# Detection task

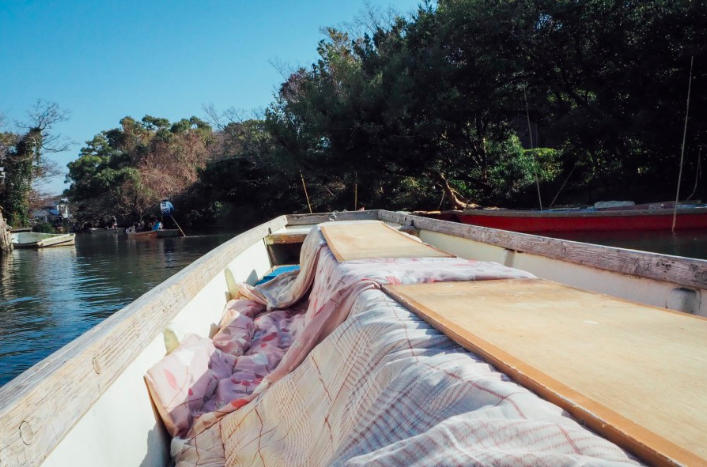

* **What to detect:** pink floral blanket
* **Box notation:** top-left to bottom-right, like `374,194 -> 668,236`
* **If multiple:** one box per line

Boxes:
145,224 -> 532,439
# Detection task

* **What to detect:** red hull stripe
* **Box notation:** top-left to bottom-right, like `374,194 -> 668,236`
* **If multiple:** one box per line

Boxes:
455,212 -> 707,232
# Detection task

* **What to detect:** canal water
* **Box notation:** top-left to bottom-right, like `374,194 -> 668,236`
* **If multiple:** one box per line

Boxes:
0,232 -> 232,387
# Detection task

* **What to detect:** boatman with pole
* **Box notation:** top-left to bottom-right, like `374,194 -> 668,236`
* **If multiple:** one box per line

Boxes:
160,199 -> 186,237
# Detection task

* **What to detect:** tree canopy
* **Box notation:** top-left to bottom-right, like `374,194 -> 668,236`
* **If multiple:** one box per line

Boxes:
56,0 -> 707,230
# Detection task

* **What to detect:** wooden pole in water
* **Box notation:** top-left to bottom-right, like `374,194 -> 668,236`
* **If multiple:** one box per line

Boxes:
300,171 -> 313,214
171,216 -> 187,237
672,56 -> 694,232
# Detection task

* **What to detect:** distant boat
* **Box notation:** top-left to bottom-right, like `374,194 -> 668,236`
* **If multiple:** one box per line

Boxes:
155,229 -> 180,238
11,231 -> 76,248
124,228 -> 180,238
86,227 -> 118,234
124,226 -> 157,237
426,202 -> 707,232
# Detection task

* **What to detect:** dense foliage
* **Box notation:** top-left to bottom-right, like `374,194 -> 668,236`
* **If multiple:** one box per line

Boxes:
59,0 -> 707,229
65,115 -> 215,225
0,101 -> 67,227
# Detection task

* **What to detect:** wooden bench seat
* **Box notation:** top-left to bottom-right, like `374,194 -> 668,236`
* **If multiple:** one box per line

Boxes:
320,221 -> 453,262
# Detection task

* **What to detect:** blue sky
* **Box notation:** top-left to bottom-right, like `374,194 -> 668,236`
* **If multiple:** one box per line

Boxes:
1,0 -> 421,195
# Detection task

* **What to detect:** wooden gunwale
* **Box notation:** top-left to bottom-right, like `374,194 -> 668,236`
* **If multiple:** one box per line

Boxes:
285,210 -> 379,225
0,215 -> 287,467
379,210 -> 707,291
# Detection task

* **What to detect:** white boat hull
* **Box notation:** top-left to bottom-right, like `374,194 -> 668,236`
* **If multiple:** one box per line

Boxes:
11,232 -> 75,248
0,210 -> 704,467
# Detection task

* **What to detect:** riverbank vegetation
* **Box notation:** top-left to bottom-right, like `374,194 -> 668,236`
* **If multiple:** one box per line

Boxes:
59,0 -> 707,229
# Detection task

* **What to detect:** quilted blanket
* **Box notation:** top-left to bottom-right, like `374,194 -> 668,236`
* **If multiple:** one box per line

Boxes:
148,224 -> 638,466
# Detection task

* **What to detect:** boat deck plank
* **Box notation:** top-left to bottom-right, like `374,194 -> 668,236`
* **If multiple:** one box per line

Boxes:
383,279 -> 707,467
265,232 -> 308,245
320,221 -> 453,262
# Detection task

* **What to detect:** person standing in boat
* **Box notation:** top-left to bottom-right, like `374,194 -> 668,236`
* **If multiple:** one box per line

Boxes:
160,199 -> 175,229
161,199 -> 175,217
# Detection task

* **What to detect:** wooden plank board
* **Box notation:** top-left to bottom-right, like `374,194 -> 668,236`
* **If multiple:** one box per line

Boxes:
320,221 -> 454,262
383,279 -> 707,467
265,232 -> 308,245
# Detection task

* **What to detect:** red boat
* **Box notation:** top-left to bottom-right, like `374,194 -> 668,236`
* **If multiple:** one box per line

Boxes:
432,203 -> 707,232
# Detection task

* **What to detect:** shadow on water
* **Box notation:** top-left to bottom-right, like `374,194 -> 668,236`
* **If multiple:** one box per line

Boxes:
0,232 -> 233,386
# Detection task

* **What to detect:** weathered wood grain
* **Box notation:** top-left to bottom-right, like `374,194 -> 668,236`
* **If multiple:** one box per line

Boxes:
320,222 -> 453,262
265,233 -> 308,245
379,211 -> 707,290
285,210 -> 379,225
0,216 -> 287,467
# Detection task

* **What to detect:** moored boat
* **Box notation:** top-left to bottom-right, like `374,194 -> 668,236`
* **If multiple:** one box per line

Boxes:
155,228 -> 180,238
1,210 -> 705,467
452,203 -> 707,232
124,228 -> 157,237
11,231 -> 76,248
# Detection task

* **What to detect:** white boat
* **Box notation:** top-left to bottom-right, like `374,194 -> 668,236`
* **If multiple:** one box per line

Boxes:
0,210 -> 705,467
10,231 -> 76,248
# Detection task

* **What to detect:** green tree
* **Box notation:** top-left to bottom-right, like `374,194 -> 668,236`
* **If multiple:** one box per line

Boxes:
0,101 -> 70,226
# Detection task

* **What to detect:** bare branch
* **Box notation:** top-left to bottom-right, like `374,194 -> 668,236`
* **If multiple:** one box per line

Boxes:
13,100 -> 74,154
202,103 -> 224,130
269,57 -> 299,81
19,99 -> 70,131
222,107 -> 249,124
202,104 -> 254,130
340,1 -> 402,37
33,157 -> 62,181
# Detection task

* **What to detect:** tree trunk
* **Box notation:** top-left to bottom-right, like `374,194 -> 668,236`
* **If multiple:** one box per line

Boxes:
435,171 -> 480,210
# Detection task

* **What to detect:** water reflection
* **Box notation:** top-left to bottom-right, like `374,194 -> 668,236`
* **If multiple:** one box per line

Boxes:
0,232 -> 232,386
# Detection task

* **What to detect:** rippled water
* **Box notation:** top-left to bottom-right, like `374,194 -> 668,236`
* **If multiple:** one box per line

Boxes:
0,231 -> 232,386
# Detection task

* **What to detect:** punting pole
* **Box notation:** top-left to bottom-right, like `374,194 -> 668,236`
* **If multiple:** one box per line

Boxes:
300,171 -> 313,214
672,56 -> 694,232
171,216 -> 187,237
